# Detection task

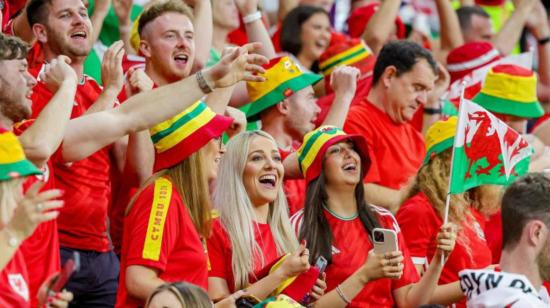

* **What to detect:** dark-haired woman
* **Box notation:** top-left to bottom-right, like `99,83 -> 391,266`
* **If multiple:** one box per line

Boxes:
290,125 -> 458,307
280,5 -> 332,72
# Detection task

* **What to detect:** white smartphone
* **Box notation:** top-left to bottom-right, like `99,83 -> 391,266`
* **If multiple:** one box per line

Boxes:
372,228 -> 398,255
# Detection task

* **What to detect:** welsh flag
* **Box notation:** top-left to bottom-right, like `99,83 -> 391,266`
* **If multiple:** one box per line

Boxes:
449,98 -> 533,194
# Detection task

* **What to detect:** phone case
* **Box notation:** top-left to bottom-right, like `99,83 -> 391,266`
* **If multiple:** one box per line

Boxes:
372,228 -> 398,255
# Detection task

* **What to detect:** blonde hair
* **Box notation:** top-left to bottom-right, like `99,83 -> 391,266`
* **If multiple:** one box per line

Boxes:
127,147 -> 212,238
0,178 -> 24,228
213,131 -> 298,290
145,282 -> 212,308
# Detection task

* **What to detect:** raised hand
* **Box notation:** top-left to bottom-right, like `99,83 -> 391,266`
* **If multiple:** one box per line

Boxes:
125,67 -> 154,97
427,62 -> 450,108
224,106 -> 247,138
277,241 -> 311,279
234,0 -> 259,16
434,223 -> 457,262
37,272 -> 74,308
5,181 -> 64,243
41,56 -> 77,92
330,66 -> 360,98
204,42 -> 268,89
112,0 -> 133,25
360,250 -> 404,282
101,40 -> 125,93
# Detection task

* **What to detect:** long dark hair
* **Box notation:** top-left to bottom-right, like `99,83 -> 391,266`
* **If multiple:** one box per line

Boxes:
299,162 -> 380,264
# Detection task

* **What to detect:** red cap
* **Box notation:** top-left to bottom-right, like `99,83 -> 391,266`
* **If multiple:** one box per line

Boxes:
347,2 -> 406,40
446,41 -> 501,83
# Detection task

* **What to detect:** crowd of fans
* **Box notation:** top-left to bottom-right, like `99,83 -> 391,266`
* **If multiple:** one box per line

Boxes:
1,0 -> 550,307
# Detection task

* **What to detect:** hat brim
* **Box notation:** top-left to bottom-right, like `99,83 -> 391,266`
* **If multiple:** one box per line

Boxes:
423,137 -> 454,165
305,134 -> 371,183
153,114 -> 234,172
243,73 -> 323,121
472,92 -> 544,118
0,159 -> 42,181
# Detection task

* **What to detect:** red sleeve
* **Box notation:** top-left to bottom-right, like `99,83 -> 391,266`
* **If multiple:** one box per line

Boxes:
343,107 -> 381,184
206,219 -> 231,281
125,183 -> 179,272
395,195 -> 438,265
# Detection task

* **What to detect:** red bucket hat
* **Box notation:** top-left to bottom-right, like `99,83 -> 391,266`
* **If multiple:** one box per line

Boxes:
347,2 -> 406,40
446,41 -> 501,83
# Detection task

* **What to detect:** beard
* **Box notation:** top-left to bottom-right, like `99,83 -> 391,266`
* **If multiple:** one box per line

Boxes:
47,28 -> 91,58
0,79 -> 31,123
536,236 -> 550,281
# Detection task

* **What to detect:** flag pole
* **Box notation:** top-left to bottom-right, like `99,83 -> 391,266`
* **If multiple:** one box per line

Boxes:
440,81 -> 467,266
443,81 -> 467,224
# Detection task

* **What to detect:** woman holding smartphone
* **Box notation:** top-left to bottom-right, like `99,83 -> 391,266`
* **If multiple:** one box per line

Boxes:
290,125 -> 459,307
396,117 -> 494,307
207,131 -> 325,302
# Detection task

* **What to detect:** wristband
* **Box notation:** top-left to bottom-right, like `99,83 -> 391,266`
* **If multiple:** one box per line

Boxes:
336,285 -> 351,304
424,106 -> 442,115
538,36 -> 550,46
196,70 -> 213,94
243,11 -> 262,24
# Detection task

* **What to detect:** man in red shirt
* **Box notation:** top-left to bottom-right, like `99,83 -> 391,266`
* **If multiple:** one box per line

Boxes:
344,41 -> 438,212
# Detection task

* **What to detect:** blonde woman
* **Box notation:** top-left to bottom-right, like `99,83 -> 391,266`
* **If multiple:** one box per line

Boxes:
396,117 -> 494,308
207,131 -> 320,302
117,102 -> 233,307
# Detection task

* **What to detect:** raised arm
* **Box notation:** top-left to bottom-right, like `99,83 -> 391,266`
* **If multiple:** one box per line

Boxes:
236,0 -> 276,59
61,43 -> 268,162
492,0 -> 536,55
89,0 -> 111,45
187,0 -> 213,71
322,66 -> 360,128
434,0 -> 463,62
19,56 -> 77,168
361,0 -> 401,55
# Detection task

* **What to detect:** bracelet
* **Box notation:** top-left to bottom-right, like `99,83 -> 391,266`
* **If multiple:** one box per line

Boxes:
196,70 -> 213,94
538,36 -> 550,46
424,106 -> 442,115
4,227 -> 19,248
335,285 -> 351,305
243,11 -> 262,24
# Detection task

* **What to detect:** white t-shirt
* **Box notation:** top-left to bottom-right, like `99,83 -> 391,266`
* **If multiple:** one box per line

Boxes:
459,269 -> 550,308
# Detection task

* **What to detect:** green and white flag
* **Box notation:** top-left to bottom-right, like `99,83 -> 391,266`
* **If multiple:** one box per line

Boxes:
449,98 -> 533,194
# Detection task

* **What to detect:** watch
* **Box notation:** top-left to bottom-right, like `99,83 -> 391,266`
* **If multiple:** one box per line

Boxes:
424,107 -> 442,115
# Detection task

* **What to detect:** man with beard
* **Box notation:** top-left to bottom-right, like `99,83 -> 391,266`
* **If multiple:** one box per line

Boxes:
459,173 -> 550,307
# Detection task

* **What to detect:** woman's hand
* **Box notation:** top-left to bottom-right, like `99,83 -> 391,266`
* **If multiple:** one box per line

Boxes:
308,272 -> 327,302
5,181 -> 63,242
276,242 -> 311,279
359,250 -> 404,283
434,223 -> 457,263
37,273 -> 74,308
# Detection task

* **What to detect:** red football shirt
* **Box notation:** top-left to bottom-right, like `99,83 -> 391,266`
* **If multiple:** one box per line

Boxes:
344,100 -> 425,189
484,211 -> 503,263
116,176 -> 208,308
0,250 -> 30,308
207,218 -> 280,293
397,192 -> 493,307
291,205 -> 419,307
13,120 -> 61,308
30,68 -> 113,252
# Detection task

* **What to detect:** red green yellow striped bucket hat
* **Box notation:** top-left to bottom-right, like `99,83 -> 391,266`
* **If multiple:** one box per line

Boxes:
150,101 -> 233,172
297,125 -> 370,183
0,128 -> 41,181
241,56 -> 322,120
424,117 -> 457,164
319,38 -> 375,77
472,64 -> 544,118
